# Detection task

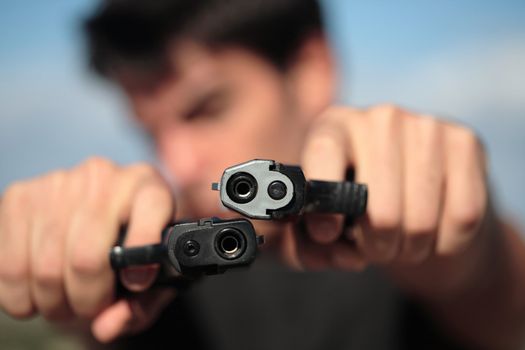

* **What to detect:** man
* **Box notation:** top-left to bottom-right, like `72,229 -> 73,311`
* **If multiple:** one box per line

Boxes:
1,0 -> 524,349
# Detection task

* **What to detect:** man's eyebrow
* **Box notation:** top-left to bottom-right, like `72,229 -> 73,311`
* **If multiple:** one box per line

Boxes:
181,84 -> 230,118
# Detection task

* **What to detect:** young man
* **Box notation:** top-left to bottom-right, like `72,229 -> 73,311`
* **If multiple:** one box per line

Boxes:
1,0 -> 524,349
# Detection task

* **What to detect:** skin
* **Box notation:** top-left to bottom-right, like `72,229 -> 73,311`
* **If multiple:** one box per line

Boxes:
1,37 -> 525,348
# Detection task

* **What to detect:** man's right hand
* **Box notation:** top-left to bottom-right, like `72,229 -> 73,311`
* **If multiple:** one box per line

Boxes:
0,157 -> 176,342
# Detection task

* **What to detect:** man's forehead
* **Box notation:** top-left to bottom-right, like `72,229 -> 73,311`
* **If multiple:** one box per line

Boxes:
168,41 -> 267,85
125,41 -> 269,97
116,42 -> 220,97
170,41 -> 216,75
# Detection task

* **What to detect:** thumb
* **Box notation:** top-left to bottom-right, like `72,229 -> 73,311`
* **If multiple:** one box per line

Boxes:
301,118 -> 349,244
92,289 -> 175,343
119,176 -> 175,292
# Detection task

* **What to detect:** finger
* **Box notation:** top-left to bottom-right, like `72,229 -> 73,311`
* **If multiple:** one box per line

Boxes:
296,237 -> 333,270
301,115 -> 348,244
91,289 -> 175,343
278,224 -> 303,270
65,204 -> 119,318
398,116 -> 443,263
30,172 -> 75,320
353,106 -> 403,263
120,176 -> 175,292
64,161 -> 168,318
0,183 -> 35,318
437,125 -> 487,255
331,227 -> 367,271
91,298 -> 132,344
64,159 -> 122,318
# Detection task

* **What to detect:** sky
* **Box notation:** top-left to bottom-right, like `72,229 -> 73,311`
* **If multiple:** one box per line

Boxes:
1,0 -> 524,226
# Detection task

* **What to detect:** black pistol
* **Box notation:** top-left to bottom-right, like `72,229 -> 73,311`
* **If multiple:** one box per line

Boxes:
212,159 -> 368,222
110,217 -> 264,286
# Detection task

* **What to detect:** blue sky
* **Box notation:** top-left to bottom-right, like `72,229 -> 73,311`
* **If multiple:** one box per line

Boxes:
1,0 -> 524,225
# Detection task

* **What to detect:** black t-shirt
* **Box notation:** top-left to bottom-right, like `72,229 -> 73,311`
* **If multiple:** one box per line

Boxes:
113,253 -> 473,350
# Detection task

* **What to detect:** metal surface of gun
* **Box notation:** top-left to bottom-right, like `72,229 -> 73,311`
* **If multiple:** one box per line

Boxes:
212,159 -> 368,221
110,218 -> 264,285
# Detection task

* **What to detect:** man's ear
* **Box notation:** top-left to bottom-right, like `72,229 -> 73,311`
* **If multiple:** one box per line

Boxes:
286,34 -> 337,121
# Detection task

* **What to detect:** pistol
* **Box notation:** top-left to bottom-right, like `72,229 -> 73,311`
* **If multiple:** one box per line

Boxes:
110,217 -> 264,286
212,159 -> 368,222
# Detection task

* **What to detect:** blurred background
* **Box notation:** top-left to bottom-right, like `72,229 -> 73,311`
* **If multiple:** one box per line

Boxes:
1,0 -> 524,348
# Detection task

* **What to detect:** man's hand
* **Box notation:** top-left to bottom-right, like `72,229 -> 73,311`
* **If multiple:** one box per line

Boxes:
281,105 -> 490,296
0,157 -> 176,342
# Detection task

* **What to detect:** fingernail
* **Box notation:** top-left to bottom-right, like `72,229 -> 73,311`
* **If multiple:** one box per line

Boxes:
333,250 -> 367,271
344,228 -> 355,241
308,217 -> 339,243
121,266 -> 157,291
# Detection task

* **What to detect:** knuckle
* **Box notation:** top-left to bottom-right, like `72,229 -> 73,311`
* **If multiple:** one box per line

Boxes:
80,158 -> 118,200
36,171 -> 70,203
418,115 -> 441,137
82,157 -> 116,178
33,259 -> 63,288
70,246 -> 107,277
371,104 -> 403,120
130,162 -> 157,175
306,132 -> 344,155
0,264 -> 29,284
405,213 -> 438,237
125,163 -> 161,183
131,184 -> 174,224
47,170 -> 68,189
84,156 -> 114,168
2,181 -> 29,209
459,128 -> 479,148
302,129 -> 347,180
2,303 -> 34,320
369,206 -> 402,232
368,104 -> 404,133
449,204 -> 485,233
404,224 -> 435,240
142,181 -> 172,204
320,105 -> 353,121
405,225 -> 436,239
452,126 -> 481,154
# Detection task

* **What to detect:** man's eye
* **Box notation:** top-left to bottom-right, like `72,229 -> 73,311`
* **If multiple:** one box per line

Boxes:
184,95 -> 228,122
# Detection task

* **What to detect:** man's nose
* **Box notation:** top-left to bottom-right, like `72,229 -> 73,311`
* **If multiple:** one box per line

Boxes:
157,130 -> 203,189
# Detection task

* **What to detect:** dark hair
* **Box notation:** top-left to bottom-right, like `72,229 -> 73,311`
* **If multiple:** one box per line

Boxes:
84,0 -> 323,82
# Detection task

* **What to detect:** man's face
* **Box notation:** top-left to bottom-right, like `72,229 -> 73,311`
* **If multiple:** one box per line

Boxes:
122,42 -> 332,220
